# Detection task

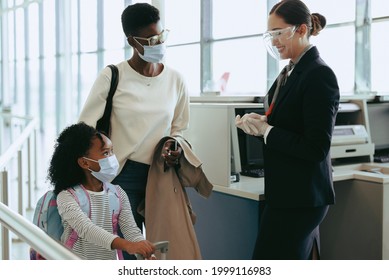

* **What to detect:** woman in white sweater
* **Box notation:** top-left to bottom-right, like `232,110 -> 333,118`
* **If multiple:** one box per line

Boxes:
78,3 -> 189,259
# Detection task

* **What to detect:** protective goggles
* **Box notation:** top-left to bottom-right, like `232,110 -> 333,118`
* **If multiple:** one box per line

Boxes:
131,29 -> 170,46
263,26 -> 298,60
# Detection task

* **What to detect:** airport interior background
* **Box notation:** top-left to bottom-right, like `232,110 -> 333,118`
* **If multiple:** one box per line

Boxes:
1,0 -> 389,260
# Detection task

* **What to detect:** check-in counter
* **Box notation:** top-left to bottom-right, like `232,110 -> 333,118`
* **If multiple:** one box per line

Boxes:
185,95 -> 389,260
321,163 -> 389,260
188,163 -> 389,260
187,176 -> 263,260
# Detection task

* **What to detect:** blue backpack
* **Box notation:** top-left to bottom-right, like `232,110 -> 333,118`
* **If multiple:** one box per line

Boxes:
30,183 -> 123,260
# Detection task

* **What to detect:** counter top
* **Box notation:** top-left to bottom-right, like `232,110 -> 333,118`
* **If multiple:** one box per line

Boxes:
213,176 -> 265,201
212,162 -> 389,201
333,163 -> 389,184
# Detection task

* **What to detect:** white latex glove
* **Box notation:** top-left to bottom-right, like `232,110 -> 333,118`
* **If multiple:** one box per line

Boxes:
246,116 -> 270,136
235,113 -> 267,135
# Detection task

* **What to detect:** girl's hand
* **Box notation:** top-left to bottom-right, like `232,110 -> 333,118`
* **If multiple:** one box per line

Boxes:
126,240 -> 156,259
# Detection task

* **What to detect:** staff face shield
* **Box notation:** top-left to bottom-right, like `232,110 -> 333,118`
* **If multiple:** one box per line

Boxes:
263,26 -> 298,60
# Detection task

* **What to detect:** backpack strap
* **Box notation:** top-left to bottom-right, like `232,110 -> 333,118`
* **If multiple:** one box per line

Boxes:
64,185 -> 91,249
104,182 -> 123,259
104,183 -> 121,232
35,191 -> 51,229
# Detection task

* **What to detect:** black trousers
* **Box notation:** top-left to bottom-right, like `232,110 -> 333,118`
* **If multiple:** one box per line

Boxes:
111,160 -> 150,260
252,204 -> 329,260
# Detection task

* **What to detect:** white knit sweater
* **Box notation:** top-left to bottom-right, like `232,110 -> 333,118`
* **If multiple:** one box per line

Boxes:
79,60 -> 190,173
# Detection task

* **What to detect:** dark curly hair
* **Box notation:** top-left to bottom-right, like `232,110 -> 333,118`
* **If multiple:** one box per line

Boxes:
47,122 -> 105,195
121,3 -> 160,37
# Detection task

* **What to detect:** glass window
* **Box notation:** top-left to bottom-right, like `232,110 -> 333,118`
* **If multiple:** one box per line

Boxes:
28,3 -> 39,59
165,0 -> 200,45
165,45 -> 200,95
70,0 -> 79,53
371,0 -> 389,18
303,0 -> 355,24
15,8 -> 25,60
14,60 -> 25,113
71,54 -> 79,111
310,25 -> 355,93
8,62 -> 15,103
43,88 -> 58,138
7,0 -> 14,8
103,1 -> 125,50
2,0 -> 388,146
371,21 -> 389,93
133,0 -> 152,4
28,58 -> 40,117
79,54 -> 98,107
79,0 -> 97,53
43,0 -> 56,57
7,11 -> 15,61
213,37 -> 267,95
44,57 -> 57,120
104,49 -> 126,66
213,0 -> 266,39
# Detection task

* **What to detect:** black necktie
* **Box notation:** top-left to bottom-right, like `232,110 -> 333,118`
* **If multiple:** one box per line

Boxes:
265,60 -> 295,117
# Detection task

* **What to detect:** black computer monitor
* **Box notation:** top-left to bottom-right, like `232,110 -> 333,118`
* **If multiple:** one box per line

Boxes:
367,102 -> 389,151
234,108 -> 265,171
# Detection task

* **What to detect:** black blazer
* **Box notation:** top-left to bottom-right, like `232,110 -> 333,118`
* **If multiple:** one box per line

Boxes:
264,46 -> 340,208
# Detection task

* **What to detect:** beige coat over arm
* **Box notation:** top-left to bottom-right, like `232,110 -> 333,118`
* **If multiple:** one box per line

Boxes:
144,136 -> 213,260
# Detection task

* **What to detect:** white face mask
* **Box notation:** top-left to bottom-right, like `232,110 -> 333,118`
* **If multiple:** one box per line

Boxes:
83,154 -> 119,182
137,43 -> 166,63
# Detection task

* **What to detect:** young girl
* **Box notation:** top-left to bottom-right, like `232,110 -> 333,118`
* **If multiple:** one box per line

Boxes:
47,122 -> 155,260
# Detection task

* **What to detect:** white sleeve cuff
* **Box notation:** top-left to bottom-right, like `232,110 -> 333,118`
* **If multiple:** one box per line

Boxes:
263,125 -> 273,144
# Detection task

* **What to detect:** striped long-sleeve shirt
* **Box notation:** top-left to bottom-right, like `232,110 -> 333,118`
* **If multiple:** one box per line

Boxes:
57,184 -> 144,260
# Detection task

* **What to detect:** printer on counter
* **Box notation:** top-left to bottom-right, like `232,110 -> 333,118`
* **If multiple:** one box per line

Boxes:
331,125 -> 369,146
330,100 -> 375,164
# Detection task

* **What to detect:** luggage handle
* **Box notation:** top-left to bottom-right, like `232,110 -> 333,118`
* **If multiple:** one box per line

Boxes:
136,240 -> 169,260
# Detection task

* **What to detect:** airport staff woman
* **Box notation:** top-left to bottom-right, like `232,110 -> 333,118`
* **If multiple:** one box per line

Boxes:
236,0 -> 340,260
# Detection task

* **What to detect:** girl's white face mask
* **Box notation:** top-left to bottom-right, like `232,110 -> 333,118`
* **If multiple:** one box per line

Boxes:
83,154 -> 119,182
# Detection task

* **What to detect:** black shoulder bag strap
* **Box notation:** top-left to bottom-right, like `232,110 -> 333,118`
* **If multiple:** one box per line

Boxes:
96,64 -> 119,137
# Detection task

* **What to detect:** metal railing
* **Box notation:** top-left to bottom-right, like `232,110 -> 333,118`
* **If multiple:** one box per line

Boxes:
0,113 -> 81,260
1,113 -> 38,259
1,113 -> 38,204
0,202 -> 81,260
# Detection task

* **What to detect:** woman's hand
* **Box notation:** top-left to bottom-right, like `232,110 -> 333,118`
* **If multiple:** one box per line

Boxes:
235,113 -> 268,135
162,139 -> 182,167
